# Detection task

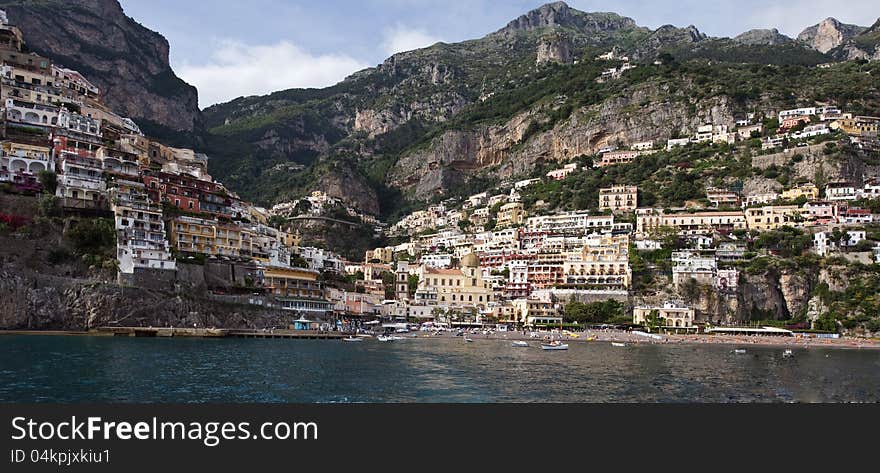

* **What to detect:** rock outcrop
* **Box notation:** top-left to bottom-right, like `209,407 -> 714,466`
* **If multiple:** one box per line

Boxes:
496,2 -> 637,35
536,34 -> 574,64
0,0 -> 202,132
830,19 -> 880,61
390,80 -> 739,199
733,28 -> 793,46
798,17 -> 867,53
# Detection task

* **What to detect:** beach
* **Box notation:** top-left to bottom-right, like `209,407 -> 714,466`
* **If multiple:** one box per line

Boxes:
422,328 -> 880,350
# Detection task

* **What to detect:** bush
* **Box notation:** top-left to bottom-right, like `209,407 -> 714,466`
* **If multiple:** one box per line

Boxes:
47,248 -> 72,265
66,218 -> 115,255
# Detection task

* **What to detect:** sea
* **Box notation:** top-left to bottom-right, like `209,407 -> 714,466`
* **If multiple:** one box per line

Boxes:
1,335 -> 878,402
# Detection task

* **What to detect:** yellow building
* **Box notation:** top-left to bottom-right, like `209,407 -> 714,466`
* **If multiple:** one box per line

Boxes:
561,234 -> 631,290
780,183 -> 819,201
831,116 -> 879,137
599,185 -> 638,212
260,265 -> 331,316
496,202 -> 525,228
513,296 -> 561,327
365,246 -> 394,263
416,253 -> 493,308
169,215 -> 254,257
636,209 -> 746,236
1,141 -> 51,175
633,302 -> 696,331
745,205 -> 806,231
261,265 -> 323,299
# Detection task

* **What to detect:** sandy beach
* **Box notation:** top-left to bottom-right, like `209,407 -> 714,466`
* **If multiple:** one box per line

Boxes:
422,328 -> 880,350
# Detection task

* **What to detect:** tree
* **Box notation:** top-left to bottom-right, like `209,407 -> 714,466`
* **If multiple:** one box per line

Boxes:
38,170 -> 57,195
814,314 -> 838,332
407,274 -> 420,297
380,271 -> 396,299
36,193 -> 60,218
645,309 -> 666,333
681,278 -> 702,303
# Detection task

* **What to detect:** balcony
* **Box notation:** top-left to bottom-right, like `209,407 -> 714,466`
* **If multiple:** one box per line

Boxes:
61,175 -> 105,191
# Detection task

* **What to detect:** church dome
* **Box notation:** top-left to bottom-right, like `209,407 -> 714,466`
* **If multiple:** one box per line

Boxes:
461,253 -> 480,267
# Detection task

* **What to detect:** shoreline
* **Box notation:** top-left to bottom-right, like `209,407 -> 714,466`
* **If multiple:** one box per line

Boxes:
2,328 -> 879,350
419,329 -> 880,350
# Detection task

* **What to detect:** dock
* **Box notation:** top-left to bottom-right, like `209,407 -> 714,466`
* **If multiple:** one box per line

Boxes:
93,327 -> 345,340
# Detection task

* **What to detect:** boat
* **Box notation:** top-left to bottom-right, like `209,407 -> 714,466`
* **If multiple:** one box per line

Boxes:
783,349 -> 793,358
464,337 -> 474,343
611,342 -> 626,347
343,336 -> 364,342
733,349 -> 746,354
511,341 -> 529,347
377,335 -> 394,342
541,340 -> 569,351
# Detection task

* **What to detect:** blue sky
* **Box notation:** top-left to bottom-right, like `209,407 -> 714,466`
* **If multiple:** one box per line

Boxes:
118,0 -> 880,108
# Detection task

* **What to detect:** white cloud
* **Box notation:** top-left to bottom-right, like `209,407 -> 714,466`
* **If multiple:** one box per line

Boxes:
178,40 -> 369,108
381,24 -> 444,56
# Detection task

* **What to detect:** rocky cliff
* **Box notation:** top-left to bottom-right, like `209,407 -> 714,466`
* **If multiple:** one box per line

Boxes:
830,19 -> 880,61
798,17 -> 867,53
733,29 -> 793,46
0,0 -> 202,133
0,270 -> 289,330
202,2 -> 878,218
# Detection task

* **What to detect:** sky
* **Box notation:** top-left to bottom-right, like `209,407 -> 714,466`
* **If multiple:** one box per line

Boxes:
118,0 -> 880,109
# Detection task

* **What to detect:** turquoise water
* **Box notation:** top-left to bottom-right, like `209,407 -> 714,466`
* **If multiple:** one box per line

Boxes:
1,335 -> 878,402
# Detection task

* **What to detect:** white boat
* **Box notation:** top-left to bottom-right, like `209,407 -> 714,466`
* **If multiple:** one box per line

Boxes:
343,336 -> 364,342
511,341 -> 529,347
390,335 -> 407,341
734,349 -> 746,354
611,342 -> 626,347
783,349 -> 793,358
377,335 -> 394,342
464,337 -> 474,342
541,341 -> 569,351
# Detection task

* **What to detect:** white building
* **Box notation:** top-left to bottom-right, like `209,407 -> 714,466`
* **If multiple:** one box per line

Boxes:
814,230 -> 866,256
110,181 -> 175,274
778,107 -> 816,122
526,211 -> 614,234
420,253 -> 453,269
824,182 -> 858,201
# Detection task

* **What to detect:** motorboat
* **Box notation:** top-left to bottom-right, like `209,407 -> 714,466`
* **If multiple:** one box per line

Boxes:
733,349 -> 746,354
343,336 -> 364,342
511,341 -> 529,347
377,335 -> 394,342
541,341 -> 569,351
611,342 -> 626,347
783,349 -> 794,358
464,337 -> 474,343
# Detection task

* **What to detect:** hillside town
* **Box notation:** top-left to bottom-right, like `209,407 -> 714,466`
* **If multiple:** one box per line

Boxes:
2,12 -> 879,336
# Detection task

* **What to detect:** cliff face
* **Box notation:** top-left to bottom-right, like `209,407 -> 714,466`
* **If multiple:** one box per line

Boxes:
0,0 -> 201,132
0,270 -> 290,330
798,17 -> 867,53
389,80 -> 739,199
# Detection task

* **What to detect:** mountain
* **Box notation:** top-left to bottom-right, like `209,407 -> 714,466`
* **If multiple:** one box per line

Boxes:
0,0 -> 202,136
798,17 -> 867,53
198,3 -> 719,213
830,18 -> 880,61
198,2 -> 875,222
733,28 -> 793,46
